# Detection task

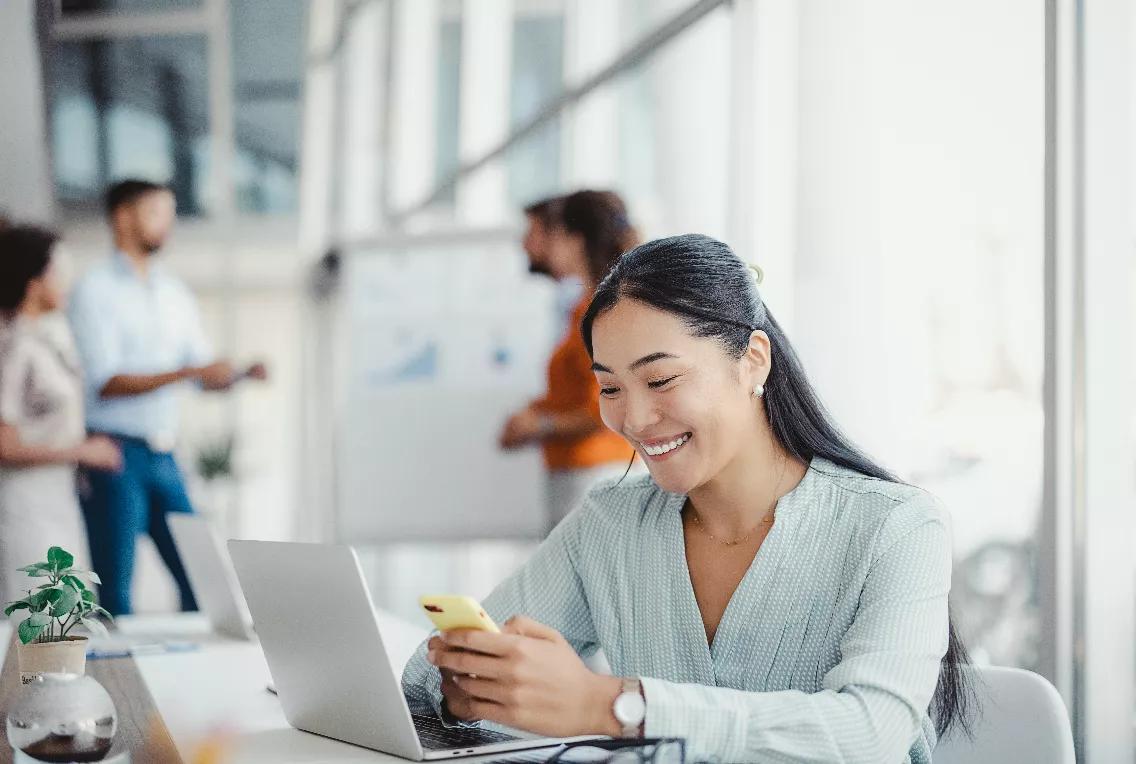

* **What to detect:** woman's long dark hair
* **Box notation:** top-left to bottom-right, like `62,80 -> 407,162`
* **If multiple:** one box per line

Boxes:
581,233 -> 972,738
0,225 -> 57,313
558,190 -> 640,285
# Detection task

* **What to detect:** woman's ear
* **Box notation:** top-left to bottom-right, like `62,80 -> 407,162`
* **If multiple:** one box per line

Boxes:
743,330 -> 772,387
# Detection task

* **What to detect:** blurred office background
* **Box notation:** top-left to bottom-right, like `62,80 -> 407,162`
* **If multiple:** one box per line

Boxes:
0,0 -> 1132,759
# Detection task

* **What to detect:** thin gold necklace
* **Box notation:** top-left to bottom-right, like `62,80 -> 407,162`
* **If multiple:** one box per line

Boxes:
690,454 -> 788,547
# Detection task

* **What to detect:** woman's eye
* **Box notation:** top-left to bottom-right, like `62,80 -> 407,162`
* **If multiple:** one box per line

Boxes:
600,387 -> 620,397
648,375 -> 678,389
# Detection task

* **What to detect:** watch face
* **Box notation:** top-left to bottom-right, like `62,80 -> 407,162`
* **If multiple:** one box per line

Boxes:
613,692 -> 646,726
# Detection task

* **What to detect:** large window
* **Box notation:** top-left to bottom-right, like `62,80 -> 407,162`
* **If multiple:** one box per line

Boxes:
434,10 -> 462,207
46,0 -> 305,218
51,36 -> 211,215
230,0 -> 305,214
507,11 -> 564,206
61,0 -> 199,12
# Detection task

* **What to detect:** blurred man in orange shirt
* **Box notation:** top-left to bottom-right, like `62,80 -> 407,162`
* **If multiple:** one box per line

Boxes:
520,196 -> 563,278
500,191 -> 638,529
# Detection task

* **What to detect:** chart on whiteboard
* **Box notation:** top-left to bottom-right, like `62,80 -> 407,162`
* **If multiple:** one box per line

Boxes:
337,238 -> 559,542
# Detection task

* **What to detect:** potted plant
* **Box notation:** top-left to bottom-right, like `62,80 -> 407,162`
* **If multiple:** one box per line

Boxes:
3,546 -> 112,684
195,433 -> 238,538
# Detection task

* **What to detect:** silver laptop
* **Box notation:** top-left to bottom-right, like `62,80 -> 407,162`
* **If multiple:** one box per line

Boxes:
169,514 -> 256,640
228,540 -> 582,760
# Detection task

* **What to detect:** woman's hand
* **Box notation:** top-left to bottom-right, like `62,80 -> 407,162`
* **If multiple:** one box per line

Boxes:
428,616 -> 622,738
498,409 -> 544,450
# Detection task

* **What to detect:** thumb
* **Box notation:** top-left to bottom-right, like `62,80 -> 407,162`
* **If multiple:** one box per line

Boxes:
502,615 -> 561,642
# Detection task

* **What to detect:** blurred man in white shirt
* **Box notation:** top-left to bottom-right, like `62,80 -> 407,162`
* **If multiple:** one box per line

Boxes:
69,179 -> 266,615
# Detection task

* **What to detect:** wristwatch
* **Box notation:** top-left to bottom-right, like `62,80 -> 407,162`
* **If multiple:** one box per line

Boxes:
612,678 -> 646,738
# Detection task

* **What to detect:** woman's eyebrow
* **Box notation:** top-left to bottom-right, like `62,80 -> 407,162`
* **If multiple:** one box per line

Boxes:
591,352 -> 679,374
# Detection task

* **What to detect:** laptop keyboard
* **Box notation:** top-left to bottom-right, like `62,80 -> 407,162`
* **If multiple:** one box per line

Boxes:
412,713 -> 520,751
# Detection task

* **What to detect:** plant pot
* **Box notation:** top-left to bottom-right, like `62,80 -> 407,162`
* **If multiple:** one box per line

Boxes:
16,637 -> 88,685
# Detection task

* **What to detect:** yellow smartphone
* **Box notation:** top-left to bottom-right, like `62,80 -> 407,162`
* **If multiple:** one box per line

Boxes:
419,594 -> 500,633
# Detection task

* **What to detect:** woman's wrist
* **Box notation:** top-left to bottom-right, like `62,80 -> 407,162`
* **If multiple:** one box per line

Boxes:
585,675 -> 628,737
67,444 -> 85,464
535,413 -> 556,440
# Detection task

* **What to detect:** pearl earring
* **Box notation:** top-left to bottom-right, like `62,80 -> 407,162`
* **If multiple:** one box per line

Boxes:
752,383 -> 765,398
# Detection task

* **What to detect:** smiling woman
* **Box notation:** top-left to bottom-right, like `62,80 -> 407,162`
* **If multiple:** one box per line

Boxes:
403,234 -> 972,763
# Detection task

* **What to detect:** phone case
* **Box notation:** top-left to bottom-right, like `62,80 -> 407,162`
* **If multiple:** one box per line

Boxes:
419,594 -> 501,633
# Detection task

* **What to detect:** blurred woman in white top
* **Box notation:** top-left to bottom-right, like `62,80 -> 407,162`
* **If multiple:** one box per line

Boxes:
0,226 -> 121,603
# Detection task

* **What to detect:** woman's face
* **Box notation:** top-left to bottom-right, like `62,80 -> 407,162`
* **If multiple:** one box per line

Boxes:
25,247 -> 72,314
590,298 -> 770,495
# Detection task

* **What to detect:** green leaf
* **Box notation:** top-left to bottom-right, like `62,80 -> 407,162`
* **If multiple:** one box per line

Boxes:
18,619 -> 47,645
78,617 -> 109,638
47,547 -> 74,571
26,590 -> 51,612
53,586 -> 80,617
27,588 -> 65,614
61,575 -> 87,591
35,588 -> 62,605
28,612 -> 51,627
3,601 -> 30,616
21,563 -> 52,577
85,570 -> 102,586
80,589 -> 95,603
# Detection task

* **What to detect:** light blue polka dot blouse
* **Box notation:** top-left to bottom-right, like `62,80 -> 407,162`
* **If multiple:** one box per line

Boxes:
402,457 -> 952,763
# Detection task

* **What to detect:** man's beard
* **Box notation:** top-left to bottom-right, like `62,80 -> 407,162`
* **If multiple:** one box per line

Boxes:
140,237 -> 164,255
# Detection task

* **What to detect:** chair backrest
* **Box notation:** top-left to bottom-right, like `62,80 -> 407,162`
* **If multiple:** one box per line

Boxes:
934,665 -> 1075,764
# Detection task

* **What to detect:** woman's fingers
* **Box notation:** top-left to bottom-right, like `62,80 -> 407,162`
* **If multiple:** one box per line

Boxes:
457,697 -> 513,728
429,645 -> 511,679
440,672 -> 479,720
442,678 -> 507,724
502,615 -> 561,642
441,628 -> 518,657
451,674 -> 516,705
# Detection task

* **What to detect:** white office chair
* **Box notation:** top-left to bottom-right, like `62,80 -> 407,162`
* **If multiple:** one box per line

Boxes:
934,665 -> 1075,764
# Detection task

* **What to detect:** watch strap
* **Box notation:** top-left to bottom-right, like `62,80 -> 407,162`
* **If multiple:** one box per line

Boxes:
619,677 -> 644,738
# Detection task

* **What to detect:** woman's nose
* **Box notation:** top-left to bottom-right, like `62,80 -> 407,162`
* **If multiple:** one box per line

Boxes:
622,390 -> 661,435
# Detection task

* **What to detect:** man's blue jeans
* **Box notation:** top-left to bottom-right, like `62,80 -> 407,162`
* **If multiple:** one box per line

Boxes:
80,435 -> 199,616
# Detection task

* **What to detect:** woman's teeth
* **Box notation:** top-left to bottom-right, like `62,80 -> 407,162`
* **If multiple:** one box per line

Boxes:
642,433 -> 691,457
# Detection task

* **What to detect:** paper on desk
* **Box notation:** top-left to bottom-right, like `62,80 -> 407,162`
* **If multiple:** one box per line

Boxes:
86,635 -> 200,659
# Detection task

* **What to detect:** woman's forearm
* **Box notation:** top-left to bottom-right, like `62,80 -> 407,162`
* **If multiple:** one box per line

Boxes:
537,408 -> 602,441
0,426 -> 79,468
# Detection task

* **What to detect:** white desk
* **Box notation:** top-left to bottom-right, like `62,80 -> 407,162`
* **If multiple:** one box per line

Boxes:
114,612 -> 545,763
2,612 -> 573,762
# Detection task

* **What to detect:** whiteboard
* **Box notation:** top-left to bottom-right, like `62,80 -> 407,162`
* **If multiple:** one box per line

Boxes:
335,236 -> 558,542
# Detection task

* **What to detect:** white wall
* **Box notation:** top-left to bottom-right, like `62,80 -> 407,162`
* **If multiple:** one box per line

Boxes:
0,0 -> 53,222
791,0 -> 1043,482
